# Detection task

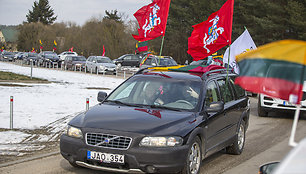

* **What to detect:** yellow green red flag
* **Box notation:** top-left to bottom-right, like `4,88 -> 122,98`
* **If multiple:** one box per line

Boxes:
235,40 -> 306,104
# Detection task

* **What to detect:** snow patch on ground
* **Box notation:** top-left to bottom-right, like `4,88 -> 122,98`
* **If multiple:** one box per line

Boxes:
0,62 -> 125,156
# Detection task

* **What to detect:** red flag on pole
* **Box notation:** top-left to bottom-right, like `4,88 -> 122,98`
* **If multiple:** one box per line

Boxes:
102,45 -> 105,56
187,0 -> 234,61
132,0 -> 171,42
69,47 -> 74,52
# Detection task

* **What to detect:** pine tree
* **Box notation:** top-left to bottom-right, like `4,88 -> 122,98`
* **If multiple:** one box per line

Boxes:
104,10 -> 122,23
26,0 -> 57,25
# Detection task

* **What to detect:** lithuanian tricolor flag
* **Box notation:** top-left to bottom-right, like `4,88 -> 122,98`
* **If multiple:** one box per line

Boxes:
235,40 -> 306,104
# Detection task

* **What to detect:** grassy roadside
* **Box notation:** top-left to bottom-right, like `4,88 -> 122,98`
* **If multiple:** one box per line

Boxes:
0,71 -> 48,82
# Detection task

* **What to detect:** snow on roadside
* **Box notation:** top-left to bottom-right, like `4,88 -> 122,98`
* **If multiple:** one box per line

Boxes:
0,62 -> 125,156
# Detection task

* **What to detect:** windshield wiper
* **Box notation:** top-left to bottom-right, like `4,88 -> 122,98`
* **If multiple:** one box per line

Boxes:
104,100 -> 144,107
149,105 -> 182,112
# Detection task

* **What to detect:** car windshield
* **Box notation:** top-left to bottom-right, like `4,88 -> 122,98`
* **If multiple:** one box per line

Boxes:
72,56 -> 86,61
28,53 -> 37,57
97,58 -> 112,63
45,52 -> 57,55
157,58 -> 178,66
45,54 -> 57,58
106,75 -> 201,110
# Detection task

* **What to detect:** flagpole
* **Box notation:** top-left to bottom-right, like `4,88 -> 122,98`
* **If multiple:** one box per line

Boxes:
226,43 -> 231,83
159,35 -> 165,56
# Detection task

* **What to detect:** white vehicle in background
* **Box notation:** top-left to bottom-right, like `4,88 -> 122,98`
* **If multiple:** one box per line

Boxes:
86,56 -> 116,75
58,51 -> 78,61
257,83 -> 306,117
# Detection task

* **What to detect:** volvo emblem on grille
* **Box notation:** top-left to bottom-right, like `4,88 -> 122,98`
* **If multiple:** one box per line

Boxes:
95,136 -> 120,146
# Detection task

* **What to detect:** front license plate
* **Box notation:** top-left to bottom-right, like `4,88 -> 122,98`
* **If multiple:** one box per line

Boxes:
87,151 -> 124,163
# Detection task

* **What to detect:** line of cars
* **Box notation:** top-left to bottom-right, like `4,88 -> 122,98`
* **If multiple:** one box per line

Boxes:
1,51 -> 180,74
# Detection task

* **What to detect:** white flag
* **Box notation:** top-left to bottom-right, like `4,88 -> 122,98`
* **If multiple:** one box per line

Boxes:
223,29 -> 256,74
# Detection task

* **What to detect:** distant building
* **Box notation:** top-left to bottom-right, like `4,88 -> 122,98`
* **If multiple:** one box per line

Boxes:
0,28 -> 19,51
0,30 -> 5,42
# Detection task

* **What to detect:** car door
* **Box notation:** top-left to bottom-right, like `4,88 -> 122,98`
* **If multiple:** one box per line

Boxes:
123,55 -> 132,66
131,55 -> 140,67
216,77 -> 239,139
86,57 -> 93,71
203,80 -> 229,150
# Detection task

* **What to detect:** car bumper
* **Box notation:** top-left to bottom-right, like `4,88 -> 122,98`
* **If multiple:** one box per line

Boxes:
260,95 -> 306,112
60,134 -> 189,173
98,68 -> 116,73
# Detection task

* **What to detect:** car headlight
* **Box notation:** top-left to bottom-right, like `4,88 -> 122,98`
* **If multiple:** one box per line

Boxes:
139,136 -> 183,147
66,125 -> 83,138
100,65 -> 105,69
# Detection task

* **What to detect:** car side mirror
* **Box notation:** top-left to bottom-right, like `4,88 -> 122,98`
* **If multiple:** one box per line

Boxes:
205,101 -> 224,113
259,162 -> 279,174
97,91 -> 107,102
93,61 -> 96,63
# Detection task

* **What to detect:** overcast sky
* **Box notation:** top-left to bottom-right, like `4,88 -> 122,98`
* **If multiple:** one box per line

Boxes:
0,0 -> 152,26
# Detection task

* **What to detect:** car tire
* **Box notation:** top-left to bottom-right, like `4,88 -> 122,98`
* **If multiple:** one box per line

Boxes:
180,136 -> 202,174
258,95 -> 268,117
226,120 -> 246,155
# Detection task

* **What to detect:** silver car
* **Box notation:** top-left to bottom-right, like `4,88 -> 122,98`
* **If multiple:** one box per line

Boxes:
86,56 -> 116,74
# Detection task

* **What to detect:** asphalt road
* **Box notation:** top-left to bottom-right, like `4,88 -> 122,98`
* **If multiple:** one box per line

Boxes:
1,97 -> 306,174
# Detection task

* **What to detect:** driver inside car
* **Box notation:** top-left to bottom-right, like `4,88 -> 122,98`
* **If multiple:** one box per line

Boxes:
143,82 -> 164,105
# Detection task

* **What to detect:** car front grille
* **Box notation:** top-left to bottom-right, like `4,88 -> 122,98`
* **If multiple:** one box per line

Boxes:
86,133 -> 132,150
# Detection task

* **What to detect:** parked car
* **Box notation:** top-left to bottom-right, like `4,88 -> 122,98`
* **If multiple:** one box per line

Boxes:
64,56 -> 87,71
58,51 -> 78,61
139,54 -> 178,69
113,54 -> 142,69
86,56 -> 116,74
0,51 -> 15,61
60,66 -> 250,174
14,52 -> 25,60
23,52 -> 38,65
257,91 -> 306,117
37,51 -> 61,67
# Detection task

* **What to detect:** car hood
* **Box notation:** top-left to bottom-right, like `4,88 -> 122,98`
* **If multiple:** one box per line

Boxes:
69,104 -> 196,136
98,63 -> 116,68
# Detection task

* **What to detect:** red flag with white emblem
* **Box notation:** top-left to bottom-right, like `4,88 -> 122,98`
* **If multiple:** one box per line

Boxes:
132,0 -> 171,42
187,0 -> 234,61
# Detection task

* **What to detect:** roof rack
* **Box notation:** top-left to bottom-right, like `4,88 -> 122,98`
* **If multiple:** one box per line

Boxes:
201,68 -> 234,80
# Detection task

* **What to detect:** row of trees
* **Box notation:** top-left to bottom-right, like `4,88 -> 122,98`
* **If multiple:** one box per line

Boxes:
17,0 -> 305,63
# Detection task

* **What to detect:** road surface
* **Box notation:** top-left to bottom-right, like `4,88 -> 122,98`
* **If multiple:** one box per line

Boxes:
1,97 -> 305,174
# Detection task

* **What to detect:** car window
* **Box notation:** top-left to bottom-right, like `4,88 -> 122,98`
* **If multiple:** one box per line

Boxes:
205,81 -> 220,107
108,81 -> 137,101
132,55 -> 139,60
125,55 -> 132,60
217,79 -> 234,103
229,76 -> 246,98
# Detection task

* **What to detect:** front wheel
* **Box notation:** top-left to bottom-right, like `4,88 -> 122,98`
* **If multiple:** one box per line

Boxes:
226,120 -> 246,155
180,137 -> 202,174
